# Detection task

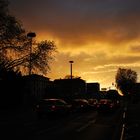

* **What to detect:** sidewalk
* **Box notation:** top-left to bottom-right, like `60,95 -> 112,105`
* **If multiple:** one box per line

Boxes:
124,101 -> 140,140
0,108 -> 37,123
0,109 -> 37,139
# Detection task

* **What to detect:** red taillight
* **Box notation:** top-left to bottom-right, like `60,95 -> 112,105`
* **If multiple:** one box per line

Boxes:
110,104 -> 113,108
51,105 -> 56,109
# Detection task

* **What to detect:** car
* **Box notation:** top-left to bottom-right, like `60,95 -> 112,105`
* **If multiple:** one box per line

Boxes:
35,98 -> 72,118
70,99 -> 90,112
96,99 -> 115,112
112,100 -> 121,109
88,98 -> 98,109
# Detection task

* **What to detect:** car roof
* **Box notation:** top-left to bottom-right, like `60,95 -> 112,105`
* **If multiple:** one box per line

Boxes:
74,99 -> 88,101
40,98 -> 66,102
39,98 -> 67,104
99,99 -> 112,102
42,98 -> 63,101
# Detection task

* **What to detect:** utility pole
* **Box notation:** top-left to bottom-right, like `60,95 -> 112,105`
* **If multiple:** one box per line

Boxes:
69,60 -> 74,79
27,32 -> 36,75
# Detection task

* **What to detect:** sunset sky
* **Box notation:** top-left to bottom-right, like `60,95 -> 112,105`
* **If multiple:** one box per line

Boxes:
9,0 -> 140,88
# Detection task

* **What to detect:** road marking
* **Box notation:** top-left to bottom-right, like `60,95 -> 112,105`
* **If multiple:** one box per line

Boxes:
120,124 -> 125,140
76,119 -> 96,132
123,112 -> 126,119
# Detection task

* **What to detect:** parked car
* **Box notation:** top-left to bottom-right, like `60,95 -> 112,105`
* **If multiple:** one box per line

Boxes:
88,98 -> 98,109
71,99 -> 90,112
96,99 -> 116,112
35,98 -> 72,118
112,100 -> 121,109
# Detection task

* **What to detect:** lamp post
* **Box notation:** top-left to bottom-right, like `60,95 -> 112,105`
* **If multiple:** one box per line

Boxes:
27,32 -> 36,75
69,61 -> 74,79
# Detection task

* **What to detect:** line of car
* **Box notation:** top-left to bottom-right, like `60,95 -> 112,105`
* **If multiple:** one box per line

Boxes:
97,99 -> 120,112
34,98 -> 121,119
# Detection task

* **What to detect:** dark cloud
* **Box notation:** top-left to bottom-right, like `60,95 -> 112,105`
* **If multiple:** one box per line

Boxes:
9,0 -> 140,46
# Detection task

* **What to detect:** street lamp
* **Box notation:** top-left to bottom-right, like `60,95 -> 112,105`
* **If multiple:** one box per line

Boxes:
27,32 -> 36,75
69,60 -> 74,79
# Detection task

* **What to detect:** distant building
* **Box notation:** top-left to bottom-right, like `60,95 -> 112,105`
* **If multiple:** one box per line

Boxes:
53,78 -> 86,100
22,74 -> 51,107
101,88 -> 107,91
133,83 -> 140,93
86,83 -> 100,98
132,83 -> 140,102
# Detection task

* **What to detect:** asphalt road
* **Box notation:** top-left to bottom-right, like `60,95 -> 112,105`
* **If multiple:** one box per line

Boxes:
22,109 -> 123,140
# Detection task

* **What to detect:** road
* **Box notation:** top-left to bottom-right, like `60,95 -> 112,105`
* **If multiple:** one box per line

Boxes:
22,109 -> 123,140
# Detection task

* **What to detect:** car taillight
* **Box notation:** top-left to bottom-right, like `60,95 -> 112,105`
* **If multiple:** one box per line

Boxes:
110,104 -> 113,108
51,105 -> 56,109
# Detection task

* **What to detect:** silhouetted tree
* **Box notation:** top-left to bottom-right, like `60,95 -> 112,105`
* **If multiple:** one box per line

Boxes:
115,68 -> 137,96
0,0 -> 57,110
0,0 -> 57,76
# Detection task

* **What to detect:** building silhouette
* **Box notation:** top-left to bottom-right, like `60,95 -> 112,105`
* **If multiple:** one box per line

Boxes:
53,78 -> 86,100
86,82 -> 100,99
